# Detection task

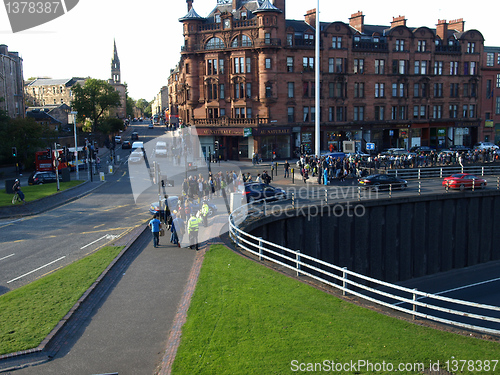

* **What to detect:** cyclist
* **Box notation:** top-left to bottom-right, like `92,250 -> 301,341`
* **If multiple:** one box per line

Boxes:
12,179 -> 26,204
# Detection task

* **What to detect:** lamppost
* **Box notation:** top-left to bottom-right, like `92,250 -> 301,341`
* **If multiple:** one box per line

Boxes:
71,111 -> 79,180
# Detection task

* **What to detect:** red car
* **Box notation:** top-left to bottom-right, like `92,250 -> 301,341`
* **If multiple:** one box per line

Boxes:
442,173 -> 487,190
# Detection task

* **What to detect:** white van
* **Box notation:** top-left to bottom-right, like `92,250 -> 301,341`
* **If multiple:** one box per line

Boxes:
131,141 -> 144,150
155,141 -> 167,157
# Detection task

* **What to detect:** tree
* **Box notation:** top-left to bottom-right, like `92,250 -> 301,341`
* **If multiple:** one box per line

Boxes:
71,79 -> 121,133
0,116 -> 57,167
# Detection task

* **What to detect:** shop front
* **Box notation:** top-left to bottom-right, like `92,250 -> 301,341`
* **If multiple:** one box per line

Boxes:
195,127 -> 252,161
253,127 -> 291,160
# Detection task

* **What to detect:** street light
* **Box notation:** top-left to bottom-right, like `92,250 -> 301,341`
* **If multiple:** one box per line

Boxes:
71,111 -> 79,180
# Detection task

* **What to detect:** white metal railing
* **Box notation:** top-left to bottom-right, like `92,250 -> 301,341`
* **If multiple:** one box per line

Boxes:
229,202 -> 500,335
386,165 -> 500,180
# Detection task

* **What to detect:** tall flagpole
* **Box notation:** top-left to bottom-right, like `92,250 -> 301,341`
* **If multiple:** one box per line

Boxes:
314,0 -> 320,157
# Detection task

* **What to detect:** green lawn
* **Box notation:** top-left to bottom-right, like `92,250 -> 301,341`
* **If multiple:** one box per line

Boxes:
0,246 -> 123,355
172,245 -> 500,375
0,180 -> 84,206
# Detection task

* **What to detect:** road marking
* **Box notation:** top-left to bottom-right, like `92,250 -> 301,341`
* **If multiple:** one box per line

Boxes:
7,256 -> 66,284
80,227 -> 131,235
80,234 -> 109,249
80,233 -> 121,249
93,224 -> 105,229
0,253 -> 15,261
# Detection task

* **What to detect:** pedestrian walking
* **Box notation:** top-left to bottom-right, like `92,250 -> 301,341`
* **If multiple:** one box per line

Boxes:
284,160 -> 290,178
148,214 -> 162,248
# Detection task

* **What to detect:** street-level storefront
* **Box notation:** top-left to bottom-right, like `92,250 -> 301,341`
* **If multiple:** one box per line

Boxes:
195,127 -> 248,160
253,127 -> 291,160
410,121 -> 478,149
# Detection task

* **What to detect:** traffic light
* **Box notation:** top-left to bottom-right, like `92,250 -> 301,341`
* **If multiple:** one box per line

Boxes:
214,141 -> 219,151
11,147 -> 17,157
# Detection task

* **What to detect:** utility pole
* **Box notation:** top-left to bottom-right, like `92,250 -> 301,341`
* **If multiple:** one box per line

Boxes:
71,111 -> 79,180
54,142 -> 60,191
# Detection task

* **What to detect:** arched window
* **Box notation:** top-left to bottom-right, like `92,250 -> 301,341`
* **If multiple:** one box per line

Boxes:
231,35 -> 252,48
206,37 -> 225,50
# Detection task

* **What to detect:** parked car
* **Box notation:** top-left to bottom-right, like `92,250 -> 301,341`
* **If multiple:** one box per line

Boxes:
358,174 -> 408,191
473,142 -> 499,151
131,132 -> 139,141
442,173 -> 487,190
412,146 -> 435,154
114,135 -> 122,144
242,182 -> 287,203
28,171 -> 60,185
149,196 -> 217,217
131,141 -> 144,150
121,140 -> 132,149
448,145 -> 471,152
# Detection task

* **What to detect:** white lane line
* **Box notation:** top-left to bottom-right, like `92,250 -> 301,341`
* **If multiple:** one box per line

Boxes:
393,277 -> 500,306
7,256 -> 66,284
80,234 -> 120,250
80,235 -> 108,249
0,253 -> 15,261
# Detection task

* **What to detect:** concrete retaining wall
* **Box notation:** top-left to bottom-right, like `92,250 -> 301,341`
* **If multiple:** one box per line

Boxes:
246,191 -> 500,283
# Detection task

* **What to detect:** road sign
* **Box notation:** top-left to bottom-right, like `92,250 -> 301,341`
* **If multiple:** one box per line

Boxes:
366,143 -> 375,150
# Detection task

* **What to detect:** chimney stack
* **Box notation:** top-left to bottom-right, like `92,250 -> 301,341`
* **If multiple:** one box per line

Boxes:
233,0 -> 238,12
449,18 -> 465,32
349,11 -> 364,33
436,19 -> 448,40
390,15 -> 406,28
305,9 -> 316,27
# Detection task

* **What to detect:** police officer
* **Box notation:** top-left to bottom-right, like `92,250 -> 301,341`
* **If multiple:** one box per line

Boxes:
187,212 -> 202,250
201,200 -> 209,227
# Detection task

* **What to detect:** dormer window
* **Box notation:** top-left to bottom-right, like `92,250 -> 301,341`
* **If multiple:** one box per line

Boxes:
241,11 -> 247,20
215,14 -> 221,23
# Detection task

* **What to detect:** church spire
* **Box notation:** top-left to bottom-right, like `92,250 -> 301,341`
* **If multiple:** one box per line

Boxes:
111,39 -> 121,84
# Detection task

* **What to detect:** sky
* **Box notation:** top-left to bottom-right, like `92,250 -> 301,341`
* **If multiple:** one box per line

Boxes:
1,0 -> 499,102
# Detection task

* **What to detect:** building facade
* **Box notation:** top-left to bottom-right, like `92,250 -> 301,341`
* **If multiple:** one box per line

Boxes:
0,44 -> 24,118
480,46 -> 500,144
25,77 -> 87,108
169,0 -> 487,160
151,86 -> 169,120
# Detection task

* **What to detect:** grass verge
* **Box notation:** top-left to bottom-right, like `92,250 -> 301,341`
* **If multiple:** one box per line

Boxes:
0,180 -> 85,207
172,245 -> 500,374
0,245 -> 123,355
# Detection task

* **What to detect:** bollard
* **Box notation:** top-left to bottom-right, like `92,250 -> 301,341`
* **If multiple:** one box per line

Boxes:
472,178 -> 475,192
389,184 -> 392,198
357,186 -> 361,201
418,181 -> 421,195
418,169 -> 421,180
446,182 -> 449,193
325,189 -> 328,204
440,168 -> 443,179
291,168 -> 294,184
291,192 -> 295,208
482,166 -> 484,177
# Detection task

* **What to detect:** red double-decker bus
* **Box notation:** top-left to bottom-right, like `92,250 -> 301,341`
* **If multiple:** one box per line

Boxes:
34,149 -> 68,172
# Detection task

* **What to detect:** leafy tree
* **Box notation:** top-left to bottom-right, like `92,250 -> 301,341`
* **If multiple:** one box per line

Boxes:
98,117 -> 125,134
71,79 -> 121,133
0,116 -> 57,168
126,96 -> 135,118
